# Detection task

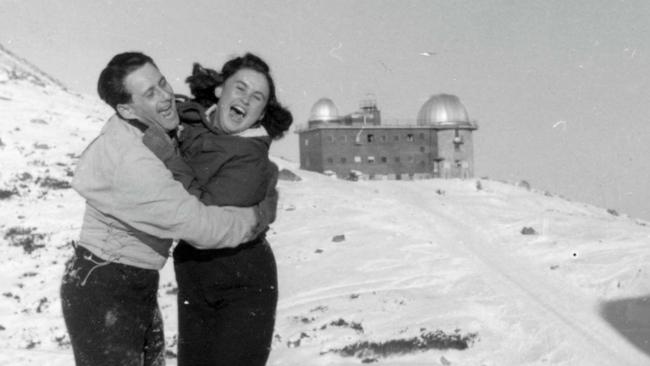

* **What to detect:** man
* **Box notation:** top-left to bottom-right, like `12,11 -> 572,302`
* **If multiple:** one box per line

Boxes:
60,52 -> 275,366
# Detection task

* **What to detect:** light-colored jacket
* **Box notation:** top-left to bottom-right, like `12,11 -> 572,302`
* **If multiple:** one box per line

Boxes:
72,115 -> 255,270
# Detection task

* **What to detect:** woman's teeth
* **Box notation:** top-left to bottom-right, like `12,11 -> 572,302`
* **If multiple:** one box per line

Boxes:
231,106 -> 246,117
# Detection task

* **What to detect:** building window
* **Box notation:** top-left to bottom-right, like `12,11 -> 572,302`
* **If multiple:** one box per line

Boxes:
407,155 -> 414,162
368,156 -> 375,164
394,156 -> 400,163
328,135 -> 334,142
304,138 -> 309,146
420,146 -> 426,153
326,157 -> 333,164
367,134 -> 374,143
419,133 -> 425,140
381,156 -> 387,163
339,135 -> 347,143
393,135 -> 399,141
406,134 -> 414,142
380,135 -> 387,142
354,156 -> 362,163
341,157 -> 347,163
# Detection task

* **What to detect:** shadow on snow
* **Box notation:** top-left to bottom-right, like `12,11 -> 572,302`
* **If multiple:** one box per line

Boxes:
600,295 -> 650,356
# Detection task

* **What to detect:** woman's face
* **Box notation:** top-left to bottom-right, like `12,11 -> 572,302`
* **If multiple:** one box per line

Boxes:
213,68 -> 270,134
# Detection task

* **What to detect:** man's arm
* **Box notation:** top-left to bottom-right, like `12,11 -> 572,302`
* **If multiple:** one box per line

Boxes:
142,124 -> 277,242
115,151 -> 259,248
73,130 -> 258,249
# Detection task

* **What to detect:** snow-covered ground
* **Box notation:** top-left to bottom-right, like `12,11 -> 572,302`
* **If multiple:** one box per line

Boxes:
1,46 -> 649,365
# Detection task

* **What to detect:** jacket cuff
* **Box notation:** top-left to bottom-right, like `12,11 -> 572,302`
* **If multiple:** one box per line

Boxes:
252,205 -> 267,238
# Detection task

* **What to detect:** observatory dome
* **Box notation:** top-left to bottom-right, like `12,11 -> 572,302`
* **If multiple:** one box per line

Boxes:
417,94 -> 472,127
309,98 -> 339,122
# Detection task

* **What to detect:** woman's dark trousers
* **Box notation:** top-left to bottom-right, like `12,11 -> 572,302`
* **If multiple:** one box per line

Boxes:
174,239 -> 278,366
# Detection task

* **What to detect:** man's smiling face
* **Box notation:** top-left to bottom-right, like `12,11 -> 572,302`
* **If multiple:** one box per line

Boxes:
119,62 -> 179,131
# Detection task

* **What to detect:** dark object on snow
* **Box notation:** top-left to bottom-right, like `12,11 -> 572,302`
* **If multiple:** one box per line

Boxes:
347,170 -> 362,181
521,227 -> 537,235
0,188 -> 17,200
278,168 -> 301,181
325,329 -> 478,360
37,176 -> 71,189
332,234 -> 346,242
516,180 -> 531,190
4,226 -> 45,254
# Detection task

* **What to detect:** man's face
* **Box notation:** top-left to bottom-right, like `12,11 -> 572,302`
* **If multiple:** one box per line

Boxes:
119,63 -> 179,131
213,68 -> 269,134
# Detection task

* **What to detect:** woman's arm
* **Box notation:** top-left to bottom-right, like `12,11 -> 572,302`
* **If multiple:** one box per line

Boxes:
142,123 -> 203,198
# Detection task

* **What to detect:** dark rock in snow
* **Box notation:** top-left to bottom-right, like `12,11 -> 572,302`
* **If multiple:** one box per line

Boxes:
278,168 -> 302,181
520,227 -> 537,235
332,234 -> 346,242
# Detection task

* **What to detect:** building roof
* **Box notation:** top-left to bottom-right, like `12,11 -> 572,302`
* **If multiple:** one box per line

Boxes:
309,97 -> 339,122
416,94 -> 473,127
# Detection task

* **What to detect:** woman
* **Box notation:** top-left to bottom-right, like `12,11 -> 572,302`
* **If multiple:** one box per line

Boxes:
172,53 -> 292,365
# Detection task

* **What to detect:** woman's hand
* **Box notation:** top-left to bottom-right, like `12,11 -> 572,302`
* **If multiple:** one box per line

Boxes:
142,126 -> 176,162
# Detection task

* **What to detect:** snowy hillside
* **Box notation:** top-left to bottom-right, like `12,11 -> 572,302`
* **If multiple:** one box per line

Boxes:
1,47 -> 650,366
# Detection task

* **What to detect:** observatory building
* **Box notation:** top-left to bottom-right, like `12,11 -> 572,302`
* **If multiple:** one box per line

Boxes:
297,94 -> 478,180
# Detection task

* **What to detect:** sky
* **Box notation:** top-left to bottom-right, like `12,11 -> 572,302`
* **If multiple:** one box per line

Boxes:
1,0 -> 649,221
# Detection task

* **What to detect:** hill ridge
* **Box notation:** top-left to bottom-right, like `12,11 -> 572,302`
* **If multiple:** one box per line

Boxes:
0,43 -> 68,90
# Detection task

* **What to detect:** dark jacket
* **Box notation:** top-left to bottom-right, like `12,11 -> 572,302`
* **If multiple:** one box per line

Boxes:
176,100 -> 277,208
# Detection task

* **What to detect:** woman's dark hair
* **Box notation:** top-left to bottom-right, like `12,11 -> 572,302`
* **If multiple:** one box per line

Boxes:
185,53 -> 293,139
97,52 -> 156,110
184,63 -> 222,109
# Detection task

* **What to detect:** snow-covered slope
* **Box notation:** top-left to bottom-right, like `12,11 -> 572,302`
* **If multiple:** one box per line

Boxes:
266,169 -> 650,366
1,46 -> 649,365
0,44 -> 110,365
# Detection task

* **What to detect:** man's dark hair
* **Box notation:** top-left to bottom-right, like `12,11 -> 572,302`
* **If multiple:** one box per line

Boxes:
97,52 -> 156,110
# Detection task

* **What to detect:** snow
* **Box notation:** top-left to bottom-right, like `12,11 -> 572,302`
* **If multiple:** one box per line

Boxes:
1,48 -> 650,365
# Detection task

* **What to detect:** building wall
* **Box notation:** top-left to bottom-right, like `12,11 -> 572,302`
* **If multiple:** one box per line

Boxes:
299,127 -> 441,179
299,130 -> 324,172
436,128 -> 475,178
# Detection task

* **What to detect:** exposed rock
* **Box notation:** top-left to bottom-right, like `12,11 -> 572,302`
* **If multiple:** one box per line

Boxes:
278,168 -> 301,181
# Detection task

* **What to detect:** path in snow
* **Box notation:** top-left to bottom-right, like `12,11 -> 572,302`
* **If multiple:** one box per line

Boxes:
379,180 -> 649,365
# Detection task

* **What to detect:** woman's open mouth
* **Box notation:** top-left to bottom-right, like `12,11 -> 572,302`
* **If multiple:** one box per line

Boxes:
230,105 -> 247,123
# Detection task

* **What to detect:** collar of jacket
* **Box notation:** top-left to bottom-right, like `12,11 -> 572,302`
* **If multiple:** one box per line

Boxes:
124,118 -> 148,133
